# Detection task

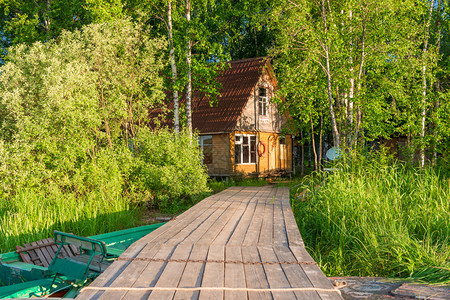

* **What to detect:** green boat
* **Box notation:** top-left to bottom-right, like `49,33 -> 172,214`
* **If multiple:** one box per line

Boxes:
0,223 -> 165,299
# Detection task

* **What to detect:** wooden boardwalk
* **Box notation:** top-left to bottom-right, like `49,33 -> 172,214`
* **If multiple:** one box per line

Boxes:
77,186 -> 342,300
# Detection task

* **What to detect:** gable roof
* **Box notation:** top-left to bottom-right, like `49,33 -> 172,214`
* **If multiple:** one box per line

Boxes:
152,57 -> 272,133
192,57 -> 270,133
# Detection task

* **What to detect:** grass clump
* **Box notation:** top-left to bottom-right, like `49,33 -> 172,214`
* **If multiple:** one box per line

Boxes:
292,155 -> 449,284
0,190 -> 141,253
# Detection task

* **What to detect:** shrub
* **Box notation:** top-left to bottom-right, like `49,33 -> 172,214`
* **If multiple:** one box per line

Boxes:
129,128 -> 210,209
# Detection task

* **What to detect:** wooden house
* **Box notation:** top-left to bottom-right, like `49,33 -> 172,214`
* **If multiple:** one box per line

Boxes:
194,57 -> 292,177
159,57 -> 292,177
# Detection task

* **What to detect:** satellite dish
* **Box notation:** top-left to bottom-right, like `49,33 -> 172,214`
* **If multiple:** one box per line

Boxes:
326,147 -> 342,161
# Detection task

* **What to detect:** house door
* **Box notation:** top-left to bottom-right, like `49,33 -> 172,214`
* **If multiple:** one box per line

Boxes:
268,136 -> 277,171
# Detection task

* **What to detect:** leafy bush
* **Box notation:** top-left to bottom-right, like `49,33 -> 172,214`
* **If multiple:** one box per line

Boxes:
0,20 -> 210,252
129,128 -> 210,209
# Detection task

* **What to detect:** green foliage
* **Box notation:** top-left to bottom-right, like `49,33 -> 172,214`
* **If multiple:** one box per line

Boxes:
0,18 -> 166,195
130,128 -> 210,203
292,154 -> 450,283
0,0 -> 91,53
0,19 -> 210,252
273,0 -> 449,165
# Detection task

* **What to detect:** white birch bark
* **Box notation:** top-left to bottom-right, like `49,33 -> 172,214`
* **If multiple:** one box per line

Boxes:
168,1 -> 180,133
420,1 -> 433,167
322,0 -> 340,148
185,0 -> 192,137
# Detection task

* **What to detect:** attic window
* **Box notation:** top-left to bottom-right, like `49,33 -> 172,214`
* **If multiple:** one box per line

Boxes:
259,87 -> 267,116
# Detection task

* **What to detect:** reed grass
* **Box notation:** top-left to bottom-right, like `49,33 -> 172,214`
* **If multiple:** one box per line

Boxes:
291,157 -> 449,284
0,189 -> 142,253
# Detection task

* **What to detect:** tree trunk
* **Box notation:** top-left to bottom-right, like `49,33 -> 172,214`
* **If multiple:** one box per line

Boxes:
322,0 -> 340,148
168,1 -> 180,134
319,114 -> 323,169
433,0 -> 442,165
185,0 -> 192,137
420,1 -> 433,167
310,113 -> 318,171
354,8 -> 366,149
300,129 -> 305,177
347,10 -> 354,148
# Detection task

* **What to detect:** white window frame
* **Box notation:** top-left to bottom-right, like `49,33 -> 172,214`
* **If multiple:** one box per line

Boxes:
258,87 -> 268,116
198,135 -> 212,165
235,134 -> 257,165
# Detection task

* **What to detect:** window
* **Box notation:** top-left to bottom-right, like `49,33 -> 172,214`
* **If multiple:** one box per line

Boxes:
198,135 -> 213,164
235,134 -> 256,164
258,87 -> 267,116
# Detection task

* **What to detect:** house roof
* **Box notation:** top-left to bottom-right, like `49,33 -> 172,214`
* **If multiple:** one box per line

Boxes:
192,57 -> 270,133
152,57 -> 272,133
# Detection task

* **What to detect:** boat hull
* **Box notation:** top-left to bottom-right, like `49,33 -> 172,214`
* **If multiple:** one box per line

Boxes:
0,223 -> 165,299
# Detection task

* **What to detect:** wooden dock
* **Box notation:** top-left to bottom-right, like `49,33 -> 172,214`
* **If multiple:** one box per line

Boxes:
76,186 -> 342,299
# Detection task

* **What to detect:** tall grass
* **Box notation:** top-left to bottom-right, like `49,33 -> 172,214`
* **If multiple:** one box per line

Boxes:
291,156 -> 449,284
0,190 -> 142,253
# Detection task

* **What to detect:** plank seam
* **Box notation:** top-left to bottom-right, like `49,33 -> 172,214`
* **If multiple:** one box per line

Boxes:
81,286 -> 341,295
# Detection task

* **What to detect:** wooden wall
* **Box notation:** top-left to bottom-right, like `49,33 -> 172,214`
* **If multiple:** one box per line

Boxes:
235,66 -> 285,134
203,132 -> 292,176
204,133 -> 231,176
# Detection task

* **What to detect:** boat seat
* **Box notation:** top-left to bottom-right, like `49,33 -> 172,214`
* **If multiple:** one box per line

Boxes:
65,255 -> 112,273
48,231 -> 108,287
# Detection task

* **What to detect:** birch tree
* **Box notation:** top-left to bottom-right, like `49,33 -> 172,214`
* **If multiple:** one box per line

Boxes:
274,0 -> 436,158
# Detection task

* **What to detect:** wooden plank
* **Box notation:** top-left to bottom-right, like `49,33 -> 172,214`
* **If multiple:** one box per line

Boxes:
173,244 -> 209,300
224,246 -> 247,299
198,244 -> 224,300
241,246 -> 272,300
18,242 -> 42,266
274,246 -> 321,300
45,238 -> 60,259
289,246 -> 342,300
194,189 -> 250,246
258,246 -> 296,300
30,241 -> 47,267
121,245 -> 176,300
273,188 -> 289,247
27,247 -> 41,265
178,197 -> 235,245
258,188 -> 275,246
226,187 -> 264,246
85,191 -> 235,300
96,244 -> 174,300
98,243 -> 167,300
147,244 -> 193,299
165,189 -> 240,246
78,187 -> 337,300
242,188 -> 269,247
16,245 -> 32,265
138,188 -> 242,246
211,188 -> 260,246
76,242 -> 148,300
66,255 -> 112,273
15,239 -> 55,252
36,240 -> 53,267
280,187 -> 304,247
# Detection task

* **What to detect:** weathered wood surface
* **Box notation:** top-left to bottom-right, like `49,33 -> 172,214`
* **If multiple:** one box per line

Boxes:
16,238 -> 79,267
76,186 -> 342,300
